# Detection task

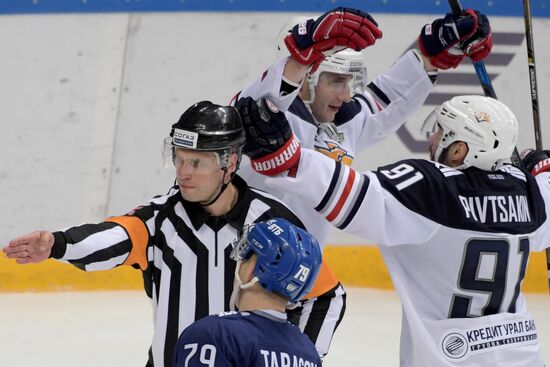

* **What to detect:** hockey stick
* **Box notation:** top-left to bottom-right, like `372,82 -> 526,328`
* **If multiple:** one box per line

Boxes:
447,0 -> 523,168
449,0 -> 550,294
523,0 -> 550,294
523,0 -> 543,150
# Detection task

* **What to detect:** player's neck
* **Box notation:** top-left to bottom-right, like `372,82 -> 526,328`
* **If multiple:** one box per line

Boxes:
203,182 -> 238,217
238,290 -> 286,313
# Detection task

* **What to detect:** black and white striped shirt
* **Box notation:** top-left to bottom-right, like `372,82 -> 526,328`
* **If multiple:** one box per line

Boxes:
50,175 -> 306,367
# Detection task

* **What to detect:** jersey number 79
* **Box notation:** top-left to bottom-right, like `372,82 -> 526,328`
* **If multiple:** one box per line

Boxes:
182,343 -> 217,367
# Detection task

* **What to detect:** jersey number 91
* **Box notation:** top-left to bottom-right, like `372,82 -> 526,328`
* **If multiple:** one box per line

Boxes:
449,238 -> 529,318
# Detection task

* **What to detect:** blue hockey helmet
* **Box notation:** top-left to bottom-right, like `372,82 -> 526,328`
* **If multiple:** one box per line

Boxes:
230,218 -> 322,302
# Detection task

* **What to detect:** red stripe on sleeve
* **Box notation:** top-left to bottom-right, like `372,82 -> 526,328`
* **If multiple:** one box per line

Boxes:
325,169 -> 356,222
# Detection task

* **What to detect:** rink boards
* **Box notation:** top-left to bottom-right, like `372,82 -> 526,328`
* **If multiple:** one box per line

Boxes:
1,10 -> 550,293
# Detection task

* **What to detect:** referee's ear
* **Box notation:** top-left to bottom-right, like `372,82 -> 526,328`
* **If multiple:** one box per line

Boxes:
227,152 -> 239,174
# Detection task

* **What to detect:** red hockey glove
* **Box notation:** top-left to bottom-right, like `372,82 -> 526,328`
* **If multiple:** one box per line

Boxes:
418,9 -> 493,69
284,7 -> 382,73
236,97 -> 301,176
520,149 -> 550,176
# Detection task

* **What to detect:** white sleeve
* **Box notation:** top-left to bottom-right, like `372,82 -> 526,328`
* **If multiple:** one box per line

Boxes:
238,155 -> 269,190
531,172 -> 550,251
238,56 -> 302,112
354,50 -> 434,152
265,148 -> 438,246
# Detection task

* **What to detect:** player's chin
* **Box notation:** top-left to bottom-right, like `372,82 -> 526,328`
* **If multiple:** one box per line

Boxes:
325,109 -> 338,122
179,187 -> 200,201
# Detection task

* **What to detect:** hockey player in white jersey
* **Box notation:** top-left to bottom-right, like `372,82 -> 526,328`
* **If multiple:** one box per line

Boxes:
236,7 -> 493,245
236,94 -> 548,366
173,218 -> 322,367
234,8 -> 494,357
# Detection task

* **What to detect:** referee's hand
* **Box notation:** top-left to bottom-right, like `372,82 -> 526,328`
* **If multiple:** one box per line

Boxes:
3,231 -> 54,264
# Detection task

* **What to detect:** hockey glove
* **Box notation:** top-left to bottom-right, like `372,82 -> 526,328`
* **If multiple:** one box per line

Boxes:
418,9 -> 493,69
284,7 -> 382,73
236,97 -> 301,176
520,149 -> 550,176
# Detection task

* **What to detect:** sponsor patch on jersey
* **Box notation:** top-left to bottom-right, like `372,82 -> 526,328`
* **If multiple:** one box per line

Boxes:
441,332 -> 469,360
439,317 -> 538,362
172,128 -> 198,148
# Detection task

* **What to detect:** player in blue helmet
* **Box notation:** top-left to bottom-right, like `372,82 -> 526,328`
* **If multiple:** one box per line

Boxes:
173,218 -> 323,367
230,217 -> 322,304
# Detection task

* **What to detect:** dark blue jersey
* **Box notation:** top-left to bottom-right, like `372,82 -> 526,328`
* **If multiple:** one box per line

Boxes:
267,149 -> 550,366
174,310 -> 321,367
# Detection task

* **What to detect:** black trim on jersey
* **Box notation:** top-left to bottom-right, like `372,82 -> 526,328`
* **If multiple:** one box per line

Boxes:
354,94 -> 375,114
302,283 -> 338,343
223,175 -> 261,230
146,348 -> 154,367
376,159 -> 547,234
338,174 -> 370,229
51,232 -> 68,258
333,98 -> 363,126
54,174 -> 310,366
164,231 -> 183,367
289,98 -> 316,127
224,245 -> 236,309
286,283 -> 347,349
51,222 -> 120,259
315,161 -> 341,212
65,222 -> 119,243
280,78 -> 299,96
180,198 -> 211,231
68,239 -> 132,270
335,285 -> 347,332
367,82 -> 391,106
427,70 -> 438,84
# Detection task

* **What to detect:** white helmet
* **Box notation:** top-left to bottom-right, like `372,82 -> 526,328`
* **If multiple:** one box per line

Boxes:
421,95 -> 518,171
275,16 -> 367,103
306,49 -> 367,103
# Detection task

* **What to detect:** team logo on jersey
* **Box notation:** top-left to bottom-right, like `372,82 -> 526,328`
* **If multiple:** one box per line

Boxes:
474,111 -> 491,123
315,142 -> 353,166
441,332 -> 469,360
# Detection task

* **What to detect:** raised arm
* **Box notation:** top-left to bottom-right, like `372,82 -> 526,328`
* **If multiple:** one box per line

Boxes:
236,7 -> 382,111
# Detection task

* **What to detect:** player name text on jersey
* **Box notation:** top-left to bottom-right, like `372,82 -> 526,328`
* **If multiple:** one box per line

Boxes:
458,195 -> 531,224
260,349 -> 319,367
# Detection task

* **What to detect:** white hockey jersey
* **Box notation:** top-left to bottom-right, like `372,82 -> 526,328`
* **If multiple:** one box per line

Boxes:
238,50 -> 434,246
265,148 -> 549,366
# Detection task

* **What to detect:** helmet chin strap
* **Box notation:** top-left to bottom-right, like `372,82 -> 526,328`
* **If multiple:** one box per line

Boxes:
201,168 -> 231,207
201,152 -> 240,207
229,261 -> 259,311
